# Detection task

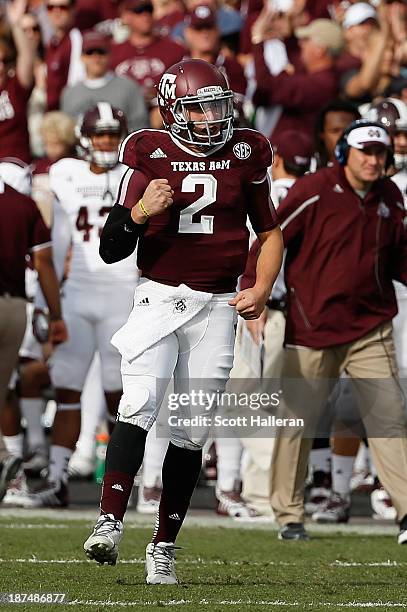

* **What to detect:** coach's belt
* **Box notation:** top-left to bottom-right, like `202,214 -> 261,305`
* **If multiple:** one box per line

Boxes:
266,298 -> 286,313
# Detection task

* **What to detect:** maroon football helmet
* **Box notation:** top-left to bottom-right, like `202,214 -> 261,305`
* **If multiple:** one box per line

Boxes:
157,59 -> 234,150
366,97 -> 407,170
77,103 -> 128,168
367,98 -> 407,134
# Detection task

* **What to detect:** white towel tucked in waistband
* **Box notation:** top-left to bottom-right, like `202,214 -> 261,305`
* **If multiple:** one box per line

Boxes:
111,279 -> 213,362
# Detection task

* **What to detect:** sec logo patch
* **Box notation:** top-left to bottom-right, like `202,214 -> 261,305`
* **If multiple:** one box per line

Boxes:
233,142 -> 252,160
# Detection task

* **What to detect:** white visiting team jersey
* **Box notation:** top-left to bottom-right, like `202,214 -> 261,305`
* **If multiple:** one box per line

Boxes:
50,158 -> 138,284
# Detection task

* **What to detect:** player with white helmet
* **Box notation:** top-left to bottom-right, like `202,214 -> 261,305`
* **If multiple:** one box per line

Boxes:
26,103 -> 139,508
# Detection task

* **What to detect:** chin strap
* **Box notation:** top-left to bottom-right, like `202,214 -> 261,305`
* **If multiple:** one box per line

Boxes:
92,150 -> 119,169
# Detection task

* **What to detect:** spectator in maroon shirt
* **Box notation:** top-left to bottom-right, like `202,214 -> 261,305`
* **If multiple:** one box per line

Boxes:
184,5 -> 247,110
251,14 -> 343,140
45,0 -> 85,110
110,0 -> 185,126
0,0 -> 36,163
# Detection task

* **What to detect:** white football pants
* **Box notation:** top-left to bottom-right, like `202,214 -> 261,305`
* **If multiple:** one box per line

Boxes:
117,291 -> 237,451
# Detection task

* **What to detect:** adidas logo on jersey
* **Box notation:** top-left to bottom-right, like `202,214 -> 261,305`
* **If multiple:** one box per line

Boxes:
137,297 -> 150,306
169,513 -> 181,520
112,484 -> 124,491
150,148 -> 167,159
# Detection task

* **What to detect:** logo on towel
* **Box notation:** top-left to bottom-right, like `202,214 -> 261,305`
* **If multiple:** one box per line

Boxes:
173,298 -> 187,313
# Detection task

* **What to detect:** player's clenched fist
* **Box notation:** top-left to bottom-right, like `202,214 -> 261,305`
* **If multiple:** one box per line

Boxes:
229,288 -> 268,320
131,179 -> 174,224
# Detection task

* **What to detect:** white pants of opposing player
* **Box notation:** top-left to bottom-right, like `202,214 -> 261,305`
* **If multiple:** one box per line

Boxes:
50,281 -> 135,392
393,284 -> 407,378
117,286 -> 237,451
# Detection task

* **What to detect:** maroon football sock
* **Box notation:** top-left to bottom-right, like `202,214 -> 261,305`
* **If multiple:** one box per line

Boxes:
100,471 -> 135,520
152,443 -> 202,544
99,422 -> 147,521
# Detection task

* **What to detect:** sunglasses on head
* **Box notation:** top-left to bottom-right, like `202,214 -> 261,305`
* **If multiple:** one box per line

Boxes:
83,48 -> 108,55
46,3 -> 72,11
128,5 -> 154,14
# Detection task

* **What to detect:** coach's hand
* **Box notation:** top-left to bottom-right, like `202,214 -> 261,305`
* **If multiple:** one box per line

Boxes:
131,179 -> 174,223
246,307 -> 268,344
229,288 -> 268,320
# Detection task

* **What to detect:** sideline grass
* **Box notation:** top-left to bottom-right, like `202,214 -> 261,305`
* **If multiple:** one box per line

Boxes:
1,517 -> 406,611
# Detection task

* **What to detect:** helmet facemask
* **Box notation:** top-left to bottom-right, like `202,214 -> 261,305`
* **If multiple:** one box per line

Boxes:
165,89 -> 234,149
90,144 -> 120,169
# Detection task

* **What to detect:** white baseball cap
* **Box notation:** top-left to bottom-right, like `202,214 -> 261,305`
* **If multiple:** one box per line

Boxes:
343,2 -> 377,29
347,125 -> 391,149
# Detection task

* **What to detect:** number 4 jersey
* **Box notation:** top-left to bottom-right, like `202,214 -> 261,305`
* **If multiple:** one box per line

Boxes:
118,128 -> 278,293
50,158 -> 138,285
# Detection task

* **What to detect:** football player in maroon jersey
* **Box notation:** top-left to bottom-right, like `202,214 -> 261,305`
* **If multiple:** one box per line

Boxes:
84,58 -> 283,584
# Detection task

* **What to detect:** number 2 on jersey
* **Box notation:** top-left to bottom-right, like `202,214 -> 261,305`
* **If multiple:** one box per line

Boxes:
178,174 -> 217,234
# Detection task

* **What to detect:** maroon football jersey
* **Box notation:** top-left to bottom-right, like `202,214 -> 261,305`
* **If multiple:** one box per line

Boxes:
118,128 -> 277,293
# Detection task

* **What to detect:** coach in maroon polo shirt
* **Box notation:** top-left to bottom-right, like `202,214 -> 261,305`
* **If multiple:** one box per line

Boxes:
268,120 -> 407,544
0,180 -> 67,411
251,16 -> 343,140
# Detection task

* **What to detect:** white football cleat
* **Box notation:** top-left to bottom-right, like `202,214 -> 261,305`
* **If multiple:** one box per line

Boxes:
216,488 -> 259,518
145,542 -> 178,584
137,485 -> 162,514
0,455 -> 21,502
311,492 -> 350,524
2,468 -> 38,507
84,513 -> 123,565
68,452 -> 94,479
371,487 -> 397,520
304,486 -> 331,515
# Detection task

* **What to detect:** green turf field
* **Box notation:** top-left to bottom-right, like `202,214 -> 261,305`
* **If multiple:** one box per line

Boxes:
1,516 -> 407,611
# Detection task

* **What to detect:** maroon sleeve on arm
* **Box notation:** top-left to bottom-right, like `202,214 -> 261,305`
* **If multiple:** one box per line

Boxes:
247,177 -> 279,234
277,178 -> 316,246
246,132 -> 274,184
116,168 -> 150,210
240,239 -> 261,290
